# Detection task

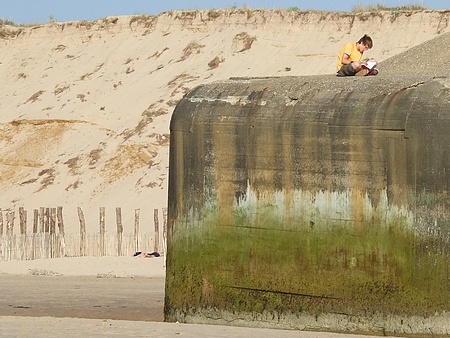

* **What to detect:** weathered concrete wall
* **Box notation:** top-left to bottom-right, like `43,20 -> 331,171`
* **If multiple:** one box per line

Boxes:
165,74 -> 450,335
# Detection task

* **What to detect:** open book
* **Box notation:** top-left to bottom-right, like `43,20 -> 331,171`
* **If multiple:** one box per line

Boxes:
362,60 -> 377,71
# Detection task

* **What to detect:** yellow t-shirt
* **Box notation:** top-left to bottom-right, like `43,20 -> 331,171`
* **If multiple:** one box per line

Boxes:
337,42 -> 363,72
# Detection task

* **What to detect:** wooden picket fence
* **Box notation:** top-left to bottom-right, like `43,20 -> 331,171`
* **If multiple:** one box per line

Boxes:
0,206 -> 167,261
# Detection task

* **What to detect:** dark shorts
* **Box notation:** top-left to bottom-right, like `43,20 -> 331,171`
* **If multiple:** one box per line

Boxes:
336,63 -> 356,77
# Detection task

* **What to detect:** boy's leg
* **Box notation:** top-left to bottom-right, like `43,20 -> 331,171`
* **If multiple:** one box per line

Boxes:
356,69 -> 369,76
336,63 -> 356,77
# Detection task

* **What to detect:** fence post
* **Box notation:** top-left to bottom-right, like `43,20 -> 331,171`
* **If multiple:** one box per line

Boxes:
0,208 -> 3,235
78,207 -> 86,256
44,208 -> 50,233
7,210 -> 14,236
39,207 -> 45,233
49,208 -> 56,258
57,206 -> 65,258
19,207 -> 27,260
33,209 -> 38,234
6,210 -> 15,260
154,209 -> 160,253
44,208 -> 50,258
50,208 -> 56,234
99,207 -> 105,256
134,209 -> 140,253
57,207 -> 64,235
19,207 -> 26,234
116,207 -> 123,256
32,209 -> 39,260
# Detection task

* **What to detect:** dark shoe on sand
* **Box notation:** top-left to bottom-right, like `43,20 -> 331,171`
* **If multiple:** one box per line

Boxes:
366,68 -> 379,76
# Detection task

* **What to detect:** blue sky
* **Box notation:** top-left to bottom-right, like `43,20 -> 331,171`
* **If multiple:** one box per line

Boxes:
0,0 -> 447,24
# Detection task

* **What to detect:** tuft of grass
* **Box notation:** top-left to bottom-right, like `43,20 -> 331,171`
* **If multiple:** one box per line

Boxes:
28,268 -> 61,276
287,6 -> 301,11
0,18 -> 45,27
352,2 -> 428,12
0,18 -> 16,26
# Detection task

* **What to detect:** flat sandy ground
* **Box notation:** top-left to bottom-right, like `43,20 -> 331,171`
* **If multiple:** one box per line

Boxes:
0,257 -> 401,337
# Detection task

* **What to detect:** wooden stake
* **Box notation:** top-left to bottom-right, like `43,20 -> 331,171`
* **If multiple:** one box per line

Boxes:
0,208 -> 3,235
116,207 -> 123,256
19,207 -> 27,235
77,207 -> 86,256
6,210 -> 14,236
39,207 -> 45,233
57,207 -> 65,258
100,207 -> 105,256
57,207 -> 65,235
50,208 -> 56,234
32,209 -> 39,260
154,208 -> 160,253
44,208 -> 50,233
134,209 -> 140,252
33,209 -> 38,234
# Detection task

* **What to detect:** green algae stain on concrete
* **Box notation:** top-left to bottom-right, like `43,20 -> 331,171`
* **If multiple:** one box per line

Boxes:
165,207 -> 450,321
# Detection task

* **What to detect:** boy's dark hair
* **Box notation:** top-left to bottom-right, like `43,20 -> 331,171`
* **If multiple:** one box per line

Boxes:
358,34 -> 373,49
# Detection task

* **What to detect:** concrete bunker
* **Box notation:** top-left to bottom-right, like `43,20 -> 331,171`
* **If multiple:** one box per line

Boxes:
165,74 -> 450,335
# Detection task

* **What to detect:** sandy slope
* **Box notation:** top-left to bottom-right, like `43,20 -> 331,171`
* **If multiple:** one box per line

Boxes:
0,9 -> 449,234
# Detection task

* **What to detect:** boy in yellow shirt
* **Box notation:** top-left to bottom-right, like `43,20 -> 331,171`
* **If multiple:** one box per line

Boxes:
336,34 -> 378,76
